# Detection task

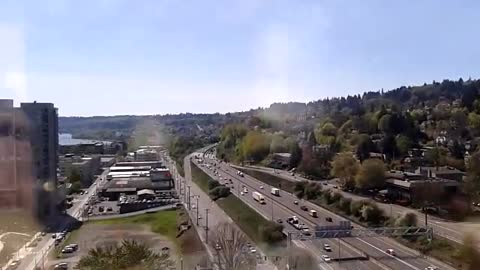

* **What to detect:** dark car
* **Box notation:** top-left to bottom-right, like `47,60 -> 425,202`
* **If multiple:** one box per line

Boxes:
276,219 -> 283,223
300,205 -> 308,211
325,217 -> 333,222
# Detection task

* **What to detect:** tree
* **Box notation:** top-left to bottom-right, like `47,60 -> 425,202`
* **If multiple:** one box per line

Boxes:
378,114 -> 393,133
380,134 -> 398,160
270,134 -> 287,153
395,135 -> 413,156
286,138 -> 302,168
76,240 -> 174,270
360,203 -> 384,225
468,112 -> 480,134
456,233 -> 480,270
425,147 -> 447,168
355,134 -> 375,162
318,122 -> 337,137
331,153 -> 359,190
210,223 -> 257,270
259,221 -> 284,244
241,131 -> 271,162
355,159 -> 386,190
69,168 -> 82,184
288,247 -> 317,270
395,212 -> 418,227
338,197 -> 352,215
69,181 -> 82,195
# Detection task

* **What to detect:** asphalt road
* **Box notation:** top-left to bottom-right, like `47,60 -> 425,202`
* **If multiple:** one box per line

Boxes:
196,152 -> 454,270
164,153 -> 277,270
242,165 -> 467,245
12,169 -> 109,270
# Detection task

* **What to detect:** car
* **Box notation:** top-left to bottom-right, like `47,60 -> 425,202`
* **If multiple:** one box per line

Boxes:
323,244 -> 332,252
321,255 -> 331,263
276,218 -> 283,223
98,206 -> 104,212
61,247 -> 74,254
293,200 -> 299,205
333,185 -> 338,189
106,207 -> 113,212
215,243 -> 221,250
300,205 -> 308,211
9,259 -> 21,268
386,249 -> 395,256
53,262 -> 68,270
240,192 -> 244,196
66,244 -> 78,251
250,247 -> 257,253
192,204 -> 196,209
323,182 -> 328,186
52,233 -> 57,239
425,266 -> 438,270
325,217 -> 333,222
260,185 -> 264,189
40,231 -> 47,236
301,228 -> 311,236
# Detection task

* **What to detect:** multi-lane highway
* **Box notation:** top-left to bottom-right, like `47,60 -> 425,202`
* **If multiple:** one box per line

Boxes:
195,151 -> 454,270
241,164 -> 470,245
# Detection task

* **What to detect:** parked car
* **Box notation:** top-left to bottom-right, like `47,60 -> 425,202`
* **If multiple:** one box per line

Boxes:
300,205 -> 308,211
61,247 -> 74,254
53,262 -> 68,270
276,219 -> 283,223
293,200 -> 298,205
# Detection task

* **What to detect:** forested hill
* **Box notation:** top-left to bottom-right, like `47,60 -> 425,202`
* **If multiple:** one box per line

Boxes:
60,78 -> 480,142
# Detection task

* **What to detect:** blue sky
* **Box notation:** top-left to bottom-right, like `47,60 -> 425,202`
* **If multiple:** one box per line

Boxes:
0,0 -> 479,116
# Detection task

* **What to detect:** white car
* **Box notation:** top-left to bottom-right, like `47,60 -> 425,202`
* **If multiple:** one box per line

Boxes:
259,186 -> 264,189
386,249 -> 395,256
240,192 -> 244,196
323,244 -> 332,252
322,255 -> 331,263
250,247 -> 257,253
425,266 -> 438,270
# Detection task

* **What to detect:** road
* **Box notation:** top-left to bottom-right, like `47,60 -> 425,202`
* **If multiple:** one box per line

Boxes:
162,152 -> 277,270
8,169 -> 109,270
241,164 -> 469,245
197,151 -> 454,270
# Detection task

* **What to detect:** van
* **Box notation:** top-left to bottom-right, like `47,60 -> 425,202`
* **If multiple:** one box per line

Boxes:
309,210 -> 318,218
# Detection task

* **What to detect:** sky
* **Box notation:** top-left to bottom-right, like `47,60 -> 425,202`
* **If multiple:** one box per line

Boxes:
0,0 -> 479,116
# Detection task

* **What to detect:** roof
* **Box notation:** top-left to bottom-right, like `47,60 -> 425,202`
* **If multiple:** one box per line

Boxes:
110,166 -> 152,171
417,166 -> 465,174
273,153 -> 291,158
102,177 -> 172,193
137,189 -> 155,196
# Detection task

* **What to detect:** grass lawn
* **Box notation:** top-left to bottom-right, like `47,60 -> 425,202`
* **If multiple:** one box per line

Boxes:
92,209 -> 178,241
238,168 -> 296,193
190,162 -> 211,193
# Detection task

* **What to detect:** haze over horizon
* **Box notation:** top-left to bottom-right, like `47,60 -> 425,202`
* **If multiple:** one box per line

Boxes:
1,0 -> 480,116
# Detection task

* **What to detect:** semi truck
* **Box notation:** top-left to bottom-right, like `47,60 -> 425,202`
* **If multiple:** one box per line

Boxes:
252,192 -> 265,204
271,188 -> 280,196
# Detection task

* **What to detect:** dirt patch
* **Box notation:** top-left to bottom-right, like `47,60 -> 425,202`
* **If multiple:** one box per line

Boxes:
177,209 -> 209,269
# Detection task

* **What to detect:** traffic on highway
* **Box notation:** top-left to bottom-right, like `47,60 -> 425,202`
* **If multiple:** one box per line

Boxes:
192,148 -> 452,270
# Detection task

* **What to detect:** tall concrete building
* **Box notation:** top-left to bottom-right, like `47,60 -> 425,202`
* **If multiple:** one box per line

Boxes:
20,101 -> 59,220
0,99 -> 59,222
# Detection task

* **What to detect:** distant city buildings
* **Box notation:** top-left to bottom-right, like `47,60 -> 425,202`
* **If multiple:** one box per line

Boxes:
59,154 -> 101,187
0,99 -> 59,222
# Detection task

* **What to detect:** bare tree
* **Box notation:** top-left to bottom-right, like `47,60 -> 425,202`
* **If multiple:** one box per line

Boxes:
210,222 -> 257,270
288,247 -> 317,270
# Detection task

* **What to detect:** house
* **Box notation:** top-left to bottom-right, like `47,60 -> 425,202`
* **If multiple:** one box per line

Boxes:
415,166 -> 465,182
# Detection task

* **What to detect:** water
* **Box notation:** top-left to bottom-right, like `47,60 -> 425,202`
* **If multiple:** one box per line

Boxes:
59,133 -> 111,146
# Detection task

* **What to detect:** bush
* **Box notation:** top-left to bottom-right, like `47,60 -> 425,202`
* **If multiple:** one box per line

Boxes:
330,192 -> 342,204
350,200 -> 366,217
259,221 -> 284,244
360,203 -> 384,225
68,182 -> 82,195
208,179 -> 221,190
209,186 -> 231,200
395,212 -> 418,227
338,197 -> 352,215
305,182 -> 323,200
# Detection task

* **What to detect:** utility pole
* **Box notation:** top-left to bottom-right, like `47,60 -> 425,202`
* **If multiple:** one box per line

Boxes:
196,195 -> 200,226
271,197 -> 274,221
187,186 -> 191,210
205,208 -> 210,243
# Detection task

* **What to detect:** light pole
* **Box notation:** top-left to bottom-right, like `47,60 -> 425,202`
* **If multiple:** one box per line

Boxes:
196,195 -> 200,226
205,208 -> 210,243
187,186 -> 191,210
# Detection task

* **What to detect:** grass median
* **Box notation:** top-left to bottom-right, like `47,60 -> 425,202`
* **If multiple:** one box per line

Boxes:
191,162 -> 286,254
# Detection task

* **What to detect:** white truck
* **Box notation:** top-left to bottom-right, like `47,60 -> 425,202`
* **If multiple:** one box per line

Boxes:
252,192 -> 265,204
271,188 -> 280,196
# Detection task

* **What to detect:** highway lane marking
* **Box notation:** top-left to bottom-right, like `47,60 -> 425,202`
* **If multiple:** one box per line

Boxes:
204,159 -> 390,270
356,238 -> 421,270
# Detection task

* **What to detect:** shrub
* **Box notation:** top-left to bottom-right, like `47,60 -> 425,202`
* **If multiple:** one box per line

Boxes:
209,186 -> 231,200
338,197 -> 352,215
208,179 -> 221,190
259,221 -> 284,244
350,200 -> 366,217
360,203 -> 384,225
